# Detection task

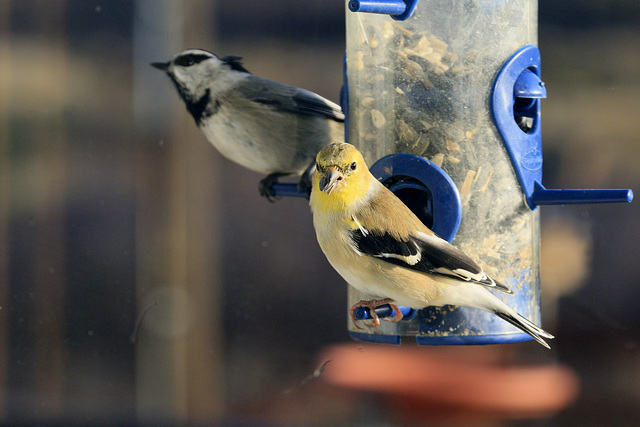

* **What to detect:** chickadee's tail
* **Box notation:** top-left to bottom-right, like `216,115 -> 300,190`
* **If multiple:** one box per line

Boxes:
494,310 -> 554,349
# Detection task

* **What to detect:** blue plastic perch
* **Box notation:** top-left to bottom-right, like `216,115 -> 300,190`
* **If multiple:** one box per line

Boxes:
352,304 -> 417,321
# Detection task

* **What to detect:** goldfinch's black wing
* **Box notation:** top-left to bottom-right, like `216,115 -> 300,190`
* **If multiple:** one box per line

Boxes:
350,226 -> 512,294
236,76 -> 345,122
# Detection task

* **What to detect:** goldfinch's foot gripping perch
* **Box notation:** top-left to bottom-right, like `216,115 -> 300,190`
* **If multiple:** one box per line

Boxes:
350,298 -> 403,329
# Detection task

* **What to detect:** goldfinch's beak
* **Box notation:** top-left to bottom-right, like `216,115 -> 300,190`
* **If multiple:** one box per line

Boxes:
319,166 -> 343,195
151,61 -> 170,71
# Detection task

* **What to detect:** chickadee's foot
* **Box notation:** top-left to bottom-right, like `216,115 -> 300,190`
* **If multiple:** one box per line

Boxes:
350,298 -> 403,329
297,161 -> 316,199
259,172 -> 289,202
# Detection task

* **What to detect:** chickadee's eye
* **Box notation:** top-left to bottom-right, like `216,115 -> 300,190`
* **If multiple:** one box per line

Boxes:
350,162 -> 357,171
175,57 -> 194,67
174,54 -> 210,68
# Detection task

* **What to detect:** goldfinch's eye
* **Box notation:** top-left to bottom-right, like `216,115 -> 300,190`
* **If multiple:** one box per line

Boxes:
350,162 -> 357,171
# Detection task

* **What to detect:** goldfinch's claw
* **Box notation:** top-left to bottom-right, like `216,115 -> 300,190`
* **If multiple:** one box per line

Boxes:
349,305 -> 366,329
386,303 -> 403,323
363,318 -> 381,328
350,298 -> 402,329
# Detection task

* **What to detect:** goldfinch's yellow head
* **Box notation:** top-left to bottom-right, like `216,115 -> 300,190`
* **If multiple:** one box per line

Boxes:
311,142 -> 373,211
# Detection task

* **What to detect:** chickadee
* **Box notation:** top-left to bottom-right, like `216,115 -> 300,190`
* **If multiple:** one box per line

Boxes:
310,142 -> 554,348
151,49 -> 345,200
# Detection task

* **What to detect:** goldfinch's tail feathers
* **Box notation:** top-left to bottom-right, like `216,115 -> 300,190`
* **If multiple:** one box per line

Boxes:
494,310 -> 554,349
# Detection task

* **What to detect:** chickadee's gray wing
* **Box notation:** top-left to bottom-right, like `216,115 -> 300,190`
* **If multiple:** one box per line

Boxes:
235,75 -> 345,122
350,226 -> 513,294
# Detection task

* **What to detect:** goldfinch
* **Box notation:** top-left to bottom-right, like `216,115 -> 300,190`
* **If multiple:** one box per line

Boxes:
152,49 -> 345,200
309,142 -> 554,348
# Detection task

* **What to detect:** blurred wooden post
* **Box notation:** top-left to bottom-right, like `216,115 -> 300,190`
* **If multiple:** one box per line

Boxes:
180,1 -> 225,419
0,1 -> 68,419
0,1 -> 10,420
30,0 -> 68,418
134,0 -> 224,423
133,0 -> 187,420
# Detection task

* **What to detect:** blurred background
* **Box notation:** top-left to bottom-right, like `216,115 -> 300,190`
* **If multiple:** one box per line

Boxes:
0,0 -> 638,425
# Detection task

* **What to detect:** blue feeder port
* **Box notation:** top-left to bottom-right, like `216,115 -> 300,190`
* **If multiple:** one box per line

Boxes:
491,45 -> 633,210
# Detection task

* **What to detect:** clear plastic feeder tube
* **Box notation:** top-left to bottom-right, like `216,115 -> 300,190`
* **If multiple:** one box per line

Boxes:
345,0 -> 541,344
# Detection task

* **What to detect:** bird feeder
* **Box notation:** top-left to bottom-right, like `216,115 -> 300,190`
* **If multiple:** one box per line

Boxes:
269,0 -> 632,345
341,0 -> 632,345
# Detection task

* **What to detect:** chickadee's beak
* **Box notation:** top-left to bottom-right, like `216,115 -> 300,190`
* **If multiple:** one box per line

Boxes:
319,166 -> 343,195
151,61 -> 170,72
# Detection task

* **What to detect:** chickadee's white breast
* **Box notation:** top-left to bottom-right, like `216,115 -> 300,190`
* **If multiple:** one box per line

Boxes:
199,92 -> 339,175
